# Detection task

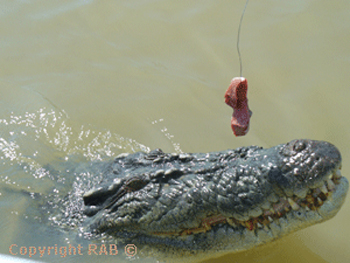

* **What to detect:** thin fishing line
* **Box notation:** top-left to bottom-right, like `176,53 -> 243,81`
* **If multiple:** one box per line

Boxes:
237,0 -> 249,77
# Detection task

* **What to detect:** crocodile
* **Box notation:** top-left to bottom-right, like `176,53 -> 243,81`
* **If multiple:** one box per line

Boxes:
60,139 -> 348,261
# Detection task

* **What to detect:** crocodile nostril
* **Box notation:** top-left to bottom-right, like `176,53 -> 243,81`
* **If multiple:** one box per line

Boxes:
293,141 -> 306,152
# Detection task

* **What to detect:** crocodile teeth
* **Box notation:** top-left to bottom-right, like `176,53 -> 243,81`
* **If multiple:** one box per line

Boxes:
335,169 -> 342,179
294,187 -> 308,199
226,218 -> 236,227
249,207 -> 263,218
288,198 -> 300,210
327,179 -> 336,191
319,184 -> 328,194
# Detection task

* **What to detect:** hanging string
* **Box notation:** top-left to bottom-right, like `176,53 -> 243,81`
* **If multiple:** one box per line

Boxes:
237,0 -> 249,77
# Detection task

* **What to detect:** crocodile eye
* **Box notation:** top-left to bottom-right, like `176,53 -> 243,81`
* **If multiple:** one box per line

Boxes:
293,141 -> 306,152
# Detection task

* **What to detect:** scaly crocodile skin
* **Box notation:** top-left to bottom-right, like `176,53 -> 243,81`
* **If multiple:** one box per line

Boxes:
59,139 -> 348,261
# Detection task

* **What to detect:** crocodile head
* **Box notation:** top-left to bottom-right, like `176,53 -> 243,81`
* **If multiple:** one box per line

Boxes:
82,139 -> 348,260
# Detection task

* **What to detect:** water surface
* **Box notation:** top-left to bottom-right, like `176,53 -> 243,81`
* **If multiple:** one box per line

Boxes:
1,1 -> 350,262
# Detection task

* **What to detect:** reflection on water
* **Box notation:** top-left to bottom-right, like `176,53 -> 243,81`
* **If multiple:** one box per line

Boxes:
0,108 -> 149,160
0,0 -> 350,262
0,108 -> 156,262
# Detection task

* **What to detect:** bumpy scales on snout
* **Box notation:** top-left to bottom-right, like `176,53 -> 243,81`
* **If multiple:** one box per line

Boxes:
82,139 -> 348,261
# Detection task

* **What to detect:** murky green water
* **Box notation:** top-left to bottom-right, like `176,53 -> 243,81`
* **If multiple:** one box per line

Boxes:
1,1 -> 350,262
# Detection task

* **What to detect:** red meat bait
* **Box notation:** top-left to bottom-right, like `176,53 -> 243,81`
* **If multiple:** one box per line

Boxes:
224,77 -> 252,136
